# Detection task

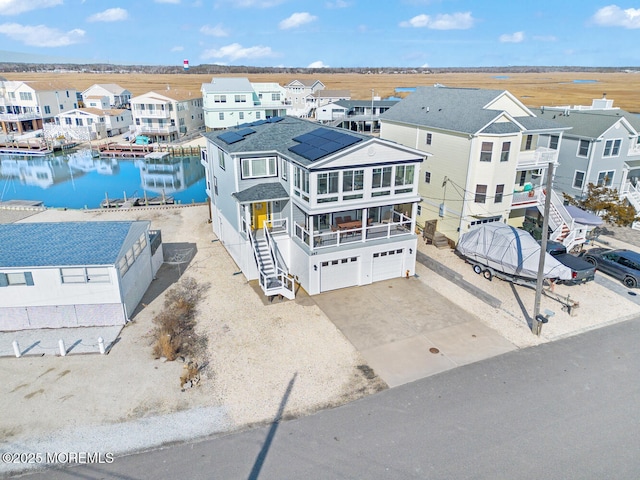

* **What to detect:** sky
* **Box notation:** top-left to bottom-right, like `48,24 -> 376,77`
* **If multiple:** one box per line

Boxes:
1,0 -> 640,68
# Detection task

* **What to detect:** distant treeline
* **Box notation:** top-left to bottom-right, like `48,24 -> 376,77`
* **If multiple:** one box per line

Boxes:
0,63 -> 635,75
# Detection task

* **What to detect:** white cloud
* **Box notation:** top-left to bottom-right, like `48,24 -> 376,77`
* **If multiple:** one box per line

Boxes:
87,8 -> 128,22
499,31 -> 524,43
155,0 -> 180,3
399,12 -> 475,30
308,60 -> 328,68
200,24 -> 229,37
0,23 -> 85,47
421,63 -> 430,68
171,46 -> 184,52
325,0 -> 349,8
592,5 -> 640,28
201,42 -> 274,61
0,0 -> 61,15
279,12 -> 317,30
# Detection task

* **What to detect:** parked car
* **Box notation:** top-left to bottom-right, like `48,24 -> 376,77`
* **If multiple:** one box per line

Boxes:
543,240 -> 595,285
580,248 -> 640,288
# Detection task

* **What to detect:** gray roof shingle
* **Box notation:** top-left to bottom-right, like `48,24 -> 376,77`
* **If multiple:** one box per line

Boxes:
232,183 -> 289,203
203,116 -> 372,167
530,108 -> 640,139
381,86 -> 568,135
0,221 -> 147,268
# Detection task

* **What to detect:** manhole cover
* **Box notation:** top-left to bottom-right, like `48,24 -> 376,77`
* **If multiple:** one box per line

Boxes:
429,347 -> 440,354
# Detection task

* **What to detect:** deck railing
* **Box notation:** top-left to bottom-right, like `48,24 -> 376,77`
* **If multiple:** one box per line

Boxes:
294,211 -> 414,250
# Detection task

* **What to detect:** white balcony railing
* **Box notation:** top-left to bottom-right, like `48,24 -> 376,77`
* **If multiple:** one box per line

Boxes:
138,126 -> 178,134
134,110 -> 171,119
517,147 -> 559,169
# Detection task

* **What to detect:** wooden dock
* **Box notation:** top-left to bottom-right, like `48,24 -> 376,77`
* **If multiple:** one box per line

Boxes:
0,141 -> 52,156
100,194 -> 175,209
98,143 -> 201,158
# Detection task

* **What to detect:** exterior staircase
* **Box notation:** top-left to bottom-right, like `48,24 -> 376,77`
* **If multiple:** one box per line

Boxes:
537,189 -> 586,251
622,182 -> 640,230
249,228 -> 295,300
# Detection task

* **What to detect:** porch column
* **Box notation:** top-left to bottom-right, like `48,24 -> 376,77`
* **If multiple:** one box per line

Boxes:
244,204 -> 251,233
361,208 -> 367,242
411,203 -> 417,234
620,168 -> 629,193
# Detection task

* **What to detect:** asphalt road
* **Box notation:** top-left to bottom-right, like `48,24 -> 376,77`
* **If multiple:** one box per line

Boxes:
18,316 -> 640,480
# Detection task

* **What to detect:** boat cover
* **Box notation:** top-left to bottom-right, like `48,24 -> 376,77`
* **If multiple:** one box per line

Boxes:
457,223 -> 573,280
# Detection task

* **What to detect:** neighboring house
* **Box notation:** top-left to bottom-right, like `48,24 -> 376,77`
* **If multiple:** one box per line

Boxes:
0,79 -> 78,135
201,77 -> 289,130
311,89 -> 351,109
201,116 -> 427,298
284,79 -> 325,117
82,95 -> 110,110
55,107 -> 133,140
317,99 -> 399,132
533,97 -> 640,222
379,86 -> 592,250
81,84 -> 132,109
130,89 -> 204,143
0,221 -> 163,331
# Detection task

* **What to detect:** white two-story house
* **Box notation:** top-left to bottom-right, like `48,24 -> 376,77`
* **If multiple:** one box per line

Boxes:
284,79 -> 325,118
0,79 -> 77,135
201,77 -> 289,130
380,86 -> 593,250
201,116 -> 427,298
130,89 -> 204,143
81,84 -> 132,109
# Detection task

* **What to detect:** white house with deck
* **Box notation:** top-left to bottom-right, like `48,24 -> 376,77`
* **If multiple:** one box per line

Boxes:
82,84 -> 132,109
201,116 -> 427,298
0,221 -> 163,331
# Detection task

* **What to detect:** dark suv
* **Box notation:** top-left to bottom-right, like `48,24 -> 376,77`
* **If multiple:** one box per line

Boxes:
581,248 -> 640,288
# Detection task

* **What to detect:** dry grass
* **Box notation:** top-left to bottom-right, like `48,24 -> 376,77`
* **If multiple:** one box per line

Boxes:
4,71 -> 640,112
151,277 -> 209,362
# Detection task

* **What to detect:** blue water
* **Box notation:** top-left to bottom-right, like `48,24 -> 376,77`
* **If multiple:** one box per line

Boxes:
493,75 -> 510,79
395,87 -> 416,93
0,149 -> 207,209
573,79 -> 598,83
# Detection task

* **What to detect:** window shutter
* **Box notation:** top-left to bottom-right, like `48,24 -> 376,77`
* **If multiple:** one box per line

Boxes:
0,273 -> 7,287
25,272 -> 34,286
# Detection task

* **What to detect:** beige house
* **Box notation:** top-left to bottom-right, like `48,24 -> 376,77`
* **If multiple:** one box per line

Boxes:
380,86 -> 591,250
130,89 -> 204,143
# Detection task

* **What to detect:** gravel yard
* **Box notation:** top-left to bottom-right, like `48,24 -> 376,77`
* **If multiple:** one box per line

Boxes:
1,203 -> 638,476
0,204 -> 383,474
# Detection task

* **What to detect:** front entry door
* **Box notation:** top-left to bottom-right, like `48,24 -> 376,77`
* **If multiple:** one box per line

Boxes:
253,202 -> 269,230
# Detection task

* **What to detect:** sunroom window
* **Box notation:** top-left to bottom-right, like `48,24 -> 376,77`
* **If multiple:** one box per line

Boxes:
241,157 -> 277,179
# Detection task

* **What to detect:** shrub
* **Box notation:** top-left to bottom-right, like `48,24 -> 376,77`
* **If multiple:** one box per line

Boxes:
151,277 -> 209,361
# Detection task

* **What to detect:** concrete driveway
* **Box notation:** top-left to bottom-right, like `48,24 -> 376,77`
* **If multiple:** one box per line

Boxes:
312,276 -> 516,387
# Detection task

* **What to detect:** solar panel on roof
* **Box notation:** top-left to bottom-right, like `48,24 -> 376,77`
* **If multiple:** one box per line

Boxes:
218,132 -> 244,144
236,128 -> 256,137
317,141 -> 343,154
250,120 -> 267,126
267,116 -> 284,123
292,132 -> 317,143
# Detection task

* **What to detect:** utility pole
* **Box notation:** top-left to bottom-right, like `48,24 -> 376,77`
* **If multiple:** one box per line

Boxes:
533,161 -> 554,335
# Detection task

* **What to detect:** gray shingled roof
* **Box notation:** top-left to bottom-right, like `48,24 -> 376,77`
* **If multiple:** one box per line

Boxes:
380,86 -> 567,135
530,108 -> 640,139
201,77 -> 254,94
0,221 -> 147,268
203,116 -> 373,168
232,183 -> 289,203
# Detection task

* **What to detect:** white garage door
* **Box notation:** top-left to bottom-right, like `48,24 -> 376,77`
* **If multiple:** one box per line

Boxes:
372,249 -> 404,282
320,256 -> 359,292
